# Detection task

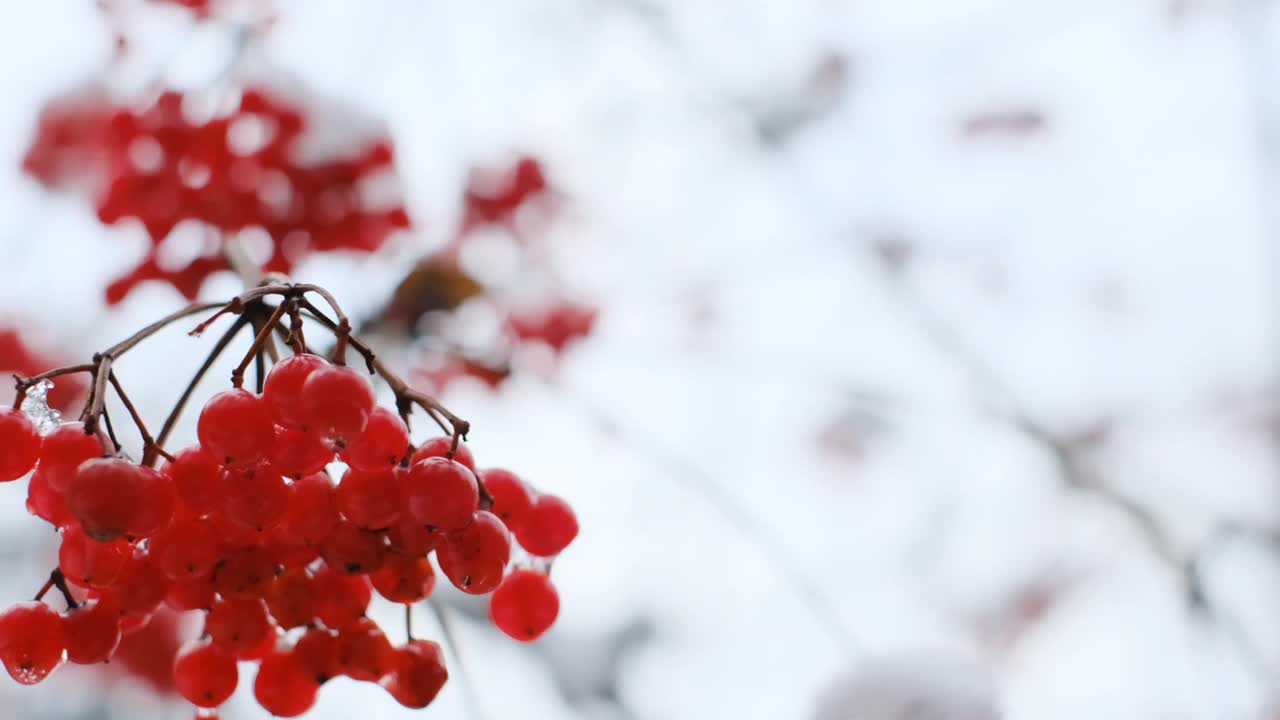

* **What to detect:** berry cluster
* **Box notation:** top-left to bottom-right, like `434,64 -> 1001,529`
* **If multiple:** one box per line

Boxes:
23,85 -> 410,305
0,289 -> 576,717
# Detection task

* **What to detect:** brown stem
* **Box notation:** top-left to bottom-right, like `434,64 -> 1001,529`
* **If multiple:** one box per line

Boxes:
107,301 -> 224,357
156,315 -> 251,449
34,569 -> 78,610
231,301 -> 289,389
108,370 -> 170,466
12,364 -> 96,408
99,404 -> 122,452
80,354 -> 113,433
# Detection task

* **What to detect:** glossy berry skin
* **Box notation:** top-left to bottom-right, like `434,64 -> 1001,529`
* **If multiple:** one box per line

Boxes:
341,407 -> 409,470
38,423 -> 104,492
299,365 -> 375,445
404,457 -> 478,530
480,469 -> 534,532
489,570 -> 560,642
27,466 -> 73,527
293,628 -> 341,684
319,522 -> 386,575
370,553 -> 436,604
212,547 -> 277,599
128,465 -> 177,538
312,566 -> 371,631
336,617 -> 396,682
0,408 -> 40,482
62,595 -> 122,664
174,639 -> 238,708
266,569 -> 319,630
0,602 -> 66,684
164,447 -> 223,516
263,354 -> 329,430
59,525 -> 131,588
197,389 -> 274,466
336,466 -> 403,529
409,436 -> 475,472
112,551 -> 170,616
223,463 -> 290,532
270,427 -> 333,479
438,511 -> 511,595
206,597 -> 275,659
255,647 -> 319,718
383,639 -> 448,709
279,471 -> 338,545
68,457 -> 147,541
516,494 -> 579,557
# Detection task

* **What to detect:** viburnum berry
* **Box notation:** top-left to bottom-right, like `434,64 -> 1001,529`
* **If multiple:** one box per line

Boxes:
0,602 -> 66,684
111,550 -> 170,617
174,638 -> 238,708
278,471 -> 338,545
489,569 -> 560,642
61,594 -> 122,664
386,521 -> 440,557
265,568 -> 319,630
151,514 -> 222,580
516,493 -> 579,557
206,596 -> 276,659
404,457 -> 478,530
336,617 -> 396,682
382,639 -> 448,709
165,574 -> 217,612
319,521 -> 386,575
255,647 -> 320,718
0,407 -> 41,482
212,546 -> 277,598
68,457 -> 148,541
370,553 -> 436,604
336,465 -> 403,529
299,365 -> 375,445
164,446 -> 224,516
438,511 -> 511,595
480,468 -> 534,532
223,462 -> 290,532
263,354 -> 329,430
293,628 -> 342,684
197,389 -> 274,465
59,525 -> 131,588
37,422 -> 105,491
270,427 -> 333,478
410,436 -> 475,472
312,565 -> 371,631
341,406 -> 409,470
27,466 -> 73,527
128,465 -> 177,537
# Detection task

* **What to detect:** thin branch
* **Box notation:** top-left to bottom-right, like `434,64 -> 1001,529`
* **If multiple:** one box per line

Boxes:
231,300 -> 289,389
156,315 -> 251,449
108,370 -> 170,466
34,568 -> 78,610
12,364 -> 96,408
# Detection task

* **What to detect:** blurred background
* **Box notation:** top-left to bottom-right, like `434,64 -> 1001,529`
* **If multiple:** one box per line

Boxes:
0,0 -> 1278,718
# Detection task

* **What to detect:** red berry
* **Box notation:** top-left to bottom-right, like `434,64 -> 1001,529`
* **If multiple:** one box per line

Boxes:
270,426 -> 333,478
386,521 -> 440,557
59,525 -> 131,588
164,446 -> 223,516
212,546 -> 277,598
404,457 -> 478,530
341,407 -> 408,470
254,647 -> 319,717
336,465 -> 403,529
312,566 -> 371,631
263,354 -> 328,430
38,422 -> 103,491
265,568 -> 319,630
336,617 -> 395,681
151,514 -> 221,580
0,407 -> 41,481
516,494 -> 578,557
319,521 -> 386,574
410,436 -> 475,472
293,628 -> 341,683
370,553 -> 436,604
68,457 -> 147,541
299,365 -> 375,445
129,465 -> 177,537
165,574 -> 217,611
27,465 -> 73,527
174,638 -> 238,708
223,463 -> 289,532
480,468 -> 534,532
197,389 -> 274,466
383,639 -> 448,709
438,511 -> 510,594
278,470 -> 338,545
61,595 -> 121,664
111,549 -> 170,616
206,596 -> 275,659
489,569 -> 560,642
0,602 -> 66,684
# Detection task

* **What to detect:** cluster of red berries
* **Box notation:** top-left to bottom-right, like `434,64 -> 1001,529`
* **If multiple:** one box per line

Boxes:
23,86 -> 410,304
0,351 -> 576,716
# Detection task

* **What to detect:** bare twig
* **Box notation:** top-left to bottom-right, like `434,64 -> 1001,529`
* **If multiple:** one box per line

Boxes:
156,315 -> 251,449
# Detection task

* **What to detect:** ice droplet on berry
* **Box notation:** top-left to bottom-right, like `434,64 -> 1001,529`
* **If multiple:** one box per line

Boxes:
21,380 -> 62,435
